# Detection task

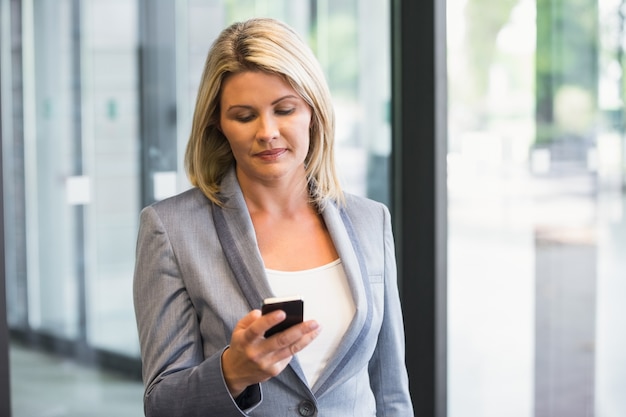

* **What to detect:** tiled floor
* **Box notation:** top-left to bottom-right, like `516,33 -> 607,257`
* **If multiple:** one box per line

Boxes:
9,343 -> 144,417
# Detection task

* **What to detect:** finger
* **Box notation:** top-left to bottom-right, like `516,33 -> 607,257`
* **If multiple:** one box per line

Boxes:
243,309 -> 287,342
271,320 -> 320,346
267,320 -> 321,361
235,309 -> 262,331
259,309 -> 288,335
233,310 -> 264,345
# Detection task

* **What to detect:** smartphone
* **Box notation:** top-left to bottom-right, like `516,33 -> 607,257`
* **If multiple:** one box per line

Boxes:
261,296 -> 304,338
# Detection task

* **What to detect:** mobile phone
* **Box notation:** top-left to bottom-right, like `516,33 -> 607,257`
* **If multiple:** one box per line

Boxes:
261,296 -> 304,338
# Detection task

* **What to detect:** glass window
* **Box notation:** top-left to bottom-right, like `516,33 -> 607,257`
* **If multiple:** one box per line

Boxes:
25,0 -> 81,340
81,0 -> 141,356
448,0 -> 626,416
3,0 -> 390,414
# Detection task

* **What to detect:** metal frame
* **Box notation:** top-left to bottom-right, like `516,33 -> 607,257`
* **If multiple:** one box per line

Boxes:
138,0 -> 178,208
0,0 -> 14,413
0,127 -> 11,417
0,53 -> 13,417
391,0 -> 447,416
70,0 -> 90,362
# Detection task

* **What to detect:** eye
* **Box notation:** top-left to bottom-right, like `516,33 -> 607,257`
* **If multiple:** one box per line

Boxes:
275,108 -> 295,116
235,113 -> 255,122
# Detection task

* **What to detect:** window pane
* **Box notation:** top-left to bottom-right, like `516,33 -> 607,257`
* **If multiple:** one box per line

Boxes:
81,0 -> 141,356
447,0 -> 626,416
26,0 -> 81,339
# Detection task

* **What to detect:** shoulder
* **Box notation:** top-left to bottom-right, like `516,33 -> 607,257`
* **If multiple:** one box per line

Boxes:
140,187 -> 211,226
341,193 -> 391,223
145,187 -> 208,213
334,193 -> 392,242
137,188 -> 218,247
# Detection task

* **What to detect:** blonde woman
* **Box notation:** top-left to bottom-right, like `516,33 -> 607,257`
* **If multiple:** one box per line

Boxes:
133,17 -> 413,417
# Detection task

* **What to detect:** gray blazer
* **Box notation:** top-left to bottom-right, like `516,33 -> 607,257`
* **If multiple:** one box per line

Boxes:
133,168 -> 413,416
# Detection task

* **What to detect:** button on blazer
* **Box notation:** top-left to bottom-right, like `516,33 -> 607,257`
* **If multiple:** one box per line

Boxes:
133,167 -> 413,416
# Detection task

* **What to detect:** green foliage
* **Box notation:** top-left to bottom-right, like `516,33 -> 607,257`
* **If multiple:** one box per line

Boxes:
535,0 -> 599,145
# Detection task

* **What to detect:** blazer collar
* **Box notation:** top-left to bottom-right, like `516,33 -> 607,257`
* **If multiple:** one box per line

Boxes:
211,167 -> 274,310
211,168 -> 372,395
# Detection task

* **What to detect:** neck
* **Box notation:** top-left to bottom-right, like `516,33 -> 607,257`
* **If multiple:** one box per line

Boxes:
236,169 -> 312,216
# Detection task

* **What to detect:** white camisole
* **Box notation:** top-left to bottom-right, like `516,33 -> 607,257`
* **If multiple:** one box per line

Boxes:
265,259 -> 356,387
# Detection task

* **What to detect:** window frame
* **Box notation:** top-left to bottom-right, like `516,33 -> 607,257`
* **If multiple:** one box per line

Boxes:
391,1 -> 448,416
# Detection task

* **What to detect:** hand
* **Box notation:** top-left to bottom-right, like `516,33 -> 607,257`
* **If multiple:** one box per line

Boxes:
221,309 -> 320,397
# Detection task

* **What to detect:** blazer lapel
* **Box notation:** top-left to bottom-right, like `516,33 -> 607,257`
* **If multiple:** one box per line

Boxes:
312,202 -> 373,396
211,169 -> 272,310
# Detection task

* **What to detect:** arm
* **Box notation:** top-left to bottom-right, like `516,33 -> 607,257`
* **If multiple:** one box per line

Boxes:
368,205 -> 414,416
133,206 -> 260,417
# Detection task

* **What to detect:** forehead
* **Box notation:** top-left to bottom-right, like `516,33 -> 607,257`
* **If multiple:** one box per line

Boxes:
221,71 -> 297,101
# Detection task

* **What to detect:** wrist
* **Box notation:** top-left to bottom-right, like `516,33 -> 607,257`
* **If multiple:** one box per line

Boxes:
221,348 -> 248,398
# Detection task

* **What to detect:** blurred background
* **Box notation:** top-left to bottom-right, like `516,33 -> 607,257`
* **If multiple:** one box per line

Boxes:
0,0 -> 624,416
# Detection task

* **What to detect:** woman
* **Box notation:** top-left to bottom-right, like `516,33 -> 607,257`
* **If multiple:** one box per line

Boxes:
133,17 -> 413,417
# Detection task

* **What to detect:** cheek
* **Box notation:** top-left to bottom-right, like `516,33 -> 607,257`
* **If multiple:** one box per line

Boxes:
296,115 -> 313,138
224,135 -> 244,154
220,128 -> 243,156
220,123 -> 245,145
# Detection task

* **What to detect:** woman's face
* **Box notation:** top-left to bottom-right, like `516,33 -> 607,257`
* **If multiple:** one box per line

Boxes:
219,71 -> 312,187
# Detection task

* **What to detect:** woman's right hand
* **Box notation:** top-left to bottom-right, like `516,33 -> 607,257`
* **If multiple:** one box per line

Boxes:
221,309 -> 321,398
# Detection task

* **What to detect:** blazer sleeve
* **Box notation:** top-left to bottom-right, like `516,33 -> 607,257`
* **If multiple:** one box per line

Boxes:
367,205 -> 414,416
133,205 -> 261,417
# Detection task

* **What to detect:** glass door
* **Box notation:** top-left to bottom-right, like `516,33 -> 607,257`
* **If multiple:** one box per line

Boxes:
447,0 -> 626,416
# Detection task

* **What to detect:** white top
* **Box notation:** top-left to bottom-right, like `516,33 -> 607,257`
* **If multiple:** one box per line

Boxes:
265,259 -> 356,387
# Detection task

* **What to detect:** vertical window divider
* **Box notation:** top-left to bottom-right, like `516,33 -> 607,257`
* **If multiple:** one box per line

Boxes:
391,0 -> 448,416
70,0 -> 90,361
1,0 -> 15,413
0,122 -> 11,416
138,0 -> 178,208
0,39 -> 12,417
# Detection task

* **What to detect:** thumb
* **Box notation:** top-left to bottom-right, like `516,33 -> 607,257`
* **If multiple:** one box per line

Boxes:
235,309 -> 262,331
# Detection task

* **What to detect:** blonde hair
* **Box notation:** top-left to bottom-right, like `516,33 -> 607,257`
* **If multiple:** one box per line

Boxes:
184,17 -> 343,208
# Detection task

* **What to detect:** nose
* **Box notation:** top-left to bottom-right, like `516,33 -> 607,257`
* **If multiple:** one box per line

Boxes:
255,114 -> 279,142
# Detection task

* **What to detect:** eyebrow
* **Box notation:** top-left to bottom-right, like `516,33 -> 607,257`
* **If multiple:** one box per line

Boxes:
225,95 -> 300,111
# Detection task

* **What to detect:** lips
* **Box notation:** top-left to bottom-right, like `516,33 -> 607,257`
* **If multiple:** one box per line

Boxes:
255,148 -> 287,159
